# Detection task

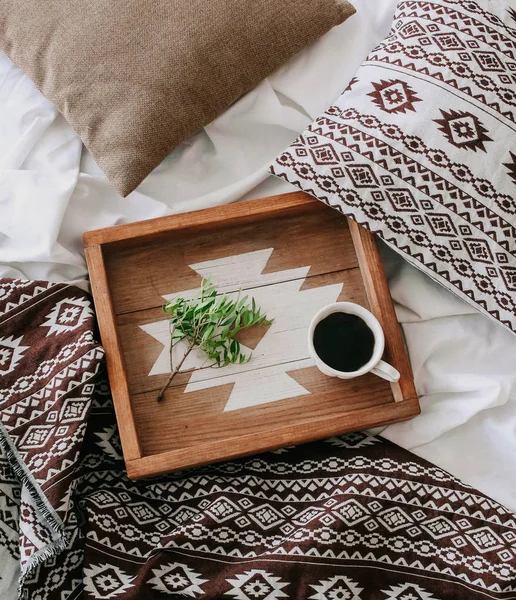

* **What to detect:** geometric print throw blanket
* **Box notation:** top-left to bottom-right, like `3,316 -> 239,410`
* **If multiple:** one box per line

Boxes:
0,279 -> 516,599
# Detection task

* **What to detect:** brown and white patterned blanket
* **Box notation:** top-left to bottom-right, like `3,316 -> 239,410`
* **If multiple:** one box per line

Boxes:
1,278 -> 516,600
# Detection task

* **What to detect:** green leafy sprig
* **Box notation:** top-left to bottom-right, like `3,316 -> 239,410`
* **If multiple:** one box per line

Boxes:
156,278 -> 273,402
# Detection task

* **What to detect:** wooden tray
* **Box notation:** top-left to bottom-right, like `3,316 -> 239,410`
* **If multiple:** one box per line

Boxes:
84,192 -> 420,479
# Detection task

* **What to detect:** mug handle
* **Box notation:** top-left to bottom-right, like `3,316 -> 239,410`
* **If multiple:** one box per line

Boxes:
371,360 -> 400,383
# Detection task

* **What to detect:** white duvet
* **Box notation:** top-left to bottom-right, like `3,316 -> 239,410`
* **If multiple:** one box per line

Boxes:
1,0 -> 515,510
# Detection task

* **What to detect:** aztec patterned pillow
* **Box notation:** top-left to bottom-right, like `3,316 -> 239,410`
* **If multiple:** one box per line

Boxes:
271,0 -> 516,333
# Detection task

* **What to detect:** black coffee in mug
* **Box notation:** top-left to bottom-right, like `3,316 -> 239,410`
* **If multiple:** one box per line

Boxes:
313,312 -> 375,372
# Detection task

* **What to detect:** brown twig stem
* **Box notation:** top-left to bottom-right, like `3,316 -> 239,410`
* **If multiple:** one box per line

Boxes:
156,343 -> 194,402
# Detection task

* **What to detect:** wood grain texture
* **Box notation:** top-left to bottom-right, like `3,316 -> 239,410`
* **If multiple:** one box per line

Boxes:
126,398 -> 421,479
348,219 -> 417,403
83,245 -> 142,460
83,191 -> 322,250
84,191 -> 420,479
131,369 -> 392,456
104,206 -> 355,315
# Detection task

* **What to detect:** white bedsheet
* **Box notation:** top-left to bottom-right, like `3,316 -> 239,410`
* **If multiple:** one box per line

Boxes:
1,0 -> 515,510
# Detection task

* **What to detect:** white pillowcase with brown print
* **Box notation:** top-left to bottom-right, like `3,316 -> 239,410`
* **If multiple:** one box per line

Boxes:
271,0 -> 516,334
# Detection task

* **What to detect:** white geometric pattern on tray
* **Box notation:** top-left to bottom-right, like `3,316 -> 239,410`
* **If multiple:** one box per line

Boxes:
141,249 -> 343,411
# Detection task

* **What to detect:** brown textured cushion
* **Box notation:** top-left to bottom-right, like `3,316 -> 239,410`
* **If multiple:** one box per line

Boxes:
0,0 -> 355,197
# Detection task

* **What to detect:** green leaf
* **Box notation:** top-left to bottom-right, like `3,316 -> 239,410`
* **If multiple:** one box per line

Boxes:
222,314 -> 236,327
160,279 -> 271,395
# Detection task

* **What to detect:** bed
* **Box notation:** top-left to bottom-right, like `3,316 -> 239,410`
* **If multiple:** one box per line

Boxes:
1,0 -> 516,596
1,0 -> 514,510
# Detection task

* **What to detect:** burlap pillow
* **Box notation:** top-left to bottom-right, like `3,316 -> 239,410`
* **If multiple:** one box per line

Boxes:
271,0 -> 516,334
0,0 -> 355,196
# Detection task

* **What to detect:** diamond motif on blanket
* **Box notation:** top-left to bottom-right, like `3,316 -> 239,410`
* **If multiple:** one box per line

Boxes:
369,79 -> 421,114
378,507 -> 413,532
421,516 -> 457,539
126,502 -> 161,524
332,499 -> 371,526
226,569 -> 288,600
383,582 -> 441,599
451,535 -> 467,548
59,397 -> 90,423
84,563 -> 135,599
206,497 -> 241,523
309,575 -> 363,600
0,335 -> 29,375
90,491 -> 119,508
18,425 -> 53,450
169,506 -> 198,525
465,526 -> 504,553
502,530 -> 516,544
498,549 -> 514,562
320,513 -> 338,526
434,109 -> 492,153
293,506 -> 325,525
148,562 -> 207,597
248,504 -> 284,530
41,297 -> 93,336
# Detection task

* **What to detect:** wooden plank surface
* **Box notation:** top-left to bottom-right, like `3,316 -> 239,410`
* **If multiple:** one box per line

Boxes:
117,268 -> 368,397
131,368 -> 393,456
84,245 -> 142,461
126,398 -> 421,479
83,191 -> 321,250
84,191 -> 420,479
104,206 -> 356,315
348,220 -> 417,403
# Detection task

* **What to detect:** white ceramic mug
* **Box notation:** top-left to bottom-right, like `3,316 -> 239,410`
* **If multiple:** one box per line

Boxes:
308,302 -> 400,383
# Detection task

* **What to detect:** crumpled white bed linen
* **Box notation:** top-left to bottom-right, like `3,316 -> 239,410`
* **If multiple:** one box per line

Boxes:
1,0 -> 515,510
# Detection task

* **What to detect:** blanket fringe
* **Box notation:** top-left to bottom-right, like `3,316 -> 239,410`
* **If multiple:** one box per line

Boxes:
0,421 -> 67,599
